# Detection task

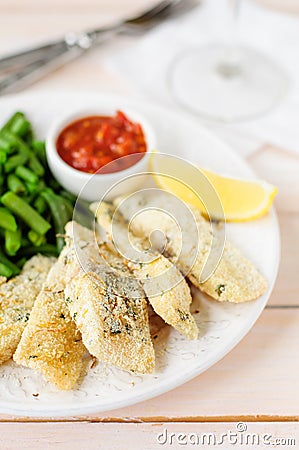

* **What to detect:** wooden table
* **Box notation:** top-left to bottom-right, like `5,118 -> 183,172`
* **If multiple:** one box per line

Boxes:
0,1 -> 298,448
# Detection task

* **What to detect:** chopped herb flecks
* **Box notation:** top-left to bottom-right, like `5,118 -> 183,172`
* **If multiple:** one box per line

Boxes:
216,284 -> 226,296
177,309 -> 189,321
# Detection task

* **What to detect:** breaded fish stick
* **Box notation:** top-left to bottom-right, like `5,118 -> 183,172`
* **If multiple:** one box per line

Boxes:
64,221 -> 155,373
91,202 -> 199,340
14,244 -> 86,390
0,255 -> 55,365
113,196 -> 268,303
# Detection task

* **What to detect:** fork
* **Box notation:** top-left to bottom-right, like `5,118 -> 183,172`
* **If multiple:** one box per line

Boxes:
0,0 -> 198,95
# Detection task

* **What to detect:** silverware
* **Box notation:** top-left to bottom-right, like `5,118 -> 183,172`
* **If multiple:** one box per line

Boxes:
0,0 -> 198,95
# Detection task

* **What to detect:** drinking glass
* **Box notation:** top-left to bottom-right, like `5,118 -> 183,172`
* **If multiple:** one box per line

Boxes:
168,0 -> 288,122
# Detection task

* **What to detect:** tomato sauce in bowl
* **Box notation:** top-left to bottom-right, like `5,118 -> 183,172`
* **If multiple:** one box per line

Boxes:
56,111 -> 147,174
46,107 -> 155,201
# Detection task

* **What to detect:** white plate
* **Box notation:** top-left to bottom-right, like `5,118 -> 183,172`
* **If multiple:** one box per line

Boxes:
0,92 -> 280,417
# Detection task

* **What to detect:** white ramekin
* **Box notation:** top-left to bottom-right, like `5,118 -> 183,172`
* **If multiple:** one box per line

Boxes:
46,107 -> 156,202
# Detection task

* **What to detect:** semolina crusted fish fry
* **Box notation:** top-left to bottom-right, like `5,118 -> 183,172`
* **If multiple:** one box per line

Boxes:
91,202 -> 198,340
65,271 -> 155,374
14,244 -> 86,390
186,207 -> 268,302
64,224 -> 155,372
0,255 -> 55,365
113,196 -> 268,303
131,255 -> 198,339
64,221 -> 155,374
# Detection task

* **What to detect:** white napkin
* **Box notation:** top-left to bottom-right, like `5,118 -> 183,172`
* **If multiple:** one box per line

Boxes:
105,0 -> 299,157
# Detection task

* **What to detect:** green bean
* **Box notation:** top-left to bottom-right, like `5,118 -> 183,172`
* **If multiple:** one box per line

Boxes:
1,130 -> 30,172
7,174 -> 26,194
7,115 -> 31,147
0,129 -> 27,148
16,257 -> 26,269
25,179 -> 45,195
34,196 -> 47,214
0,247 -> 20,275
32,140 -> 46,165
28,153 -> 45,177
0,135 -> 13,153
60,189 -> 76,204
0,262 -> 13,278
38,180 -> 46,190
28,230 -> 46,246
0,111 -> 76,278
41,189 -> 70,252
24,129 -> 34,146
61,197 -> 74,218
25,182 -> 38,195
0,150 -> 7,164
17,244 -> 58,258
1,192 -> 51,235
15,165 -> 38,184
5,228 -> 21,256
0,166 -> 3,195
1,112 -> 25,131
4,152 -> 28,173
0,207 -> 17,231
9,115 -> 31,137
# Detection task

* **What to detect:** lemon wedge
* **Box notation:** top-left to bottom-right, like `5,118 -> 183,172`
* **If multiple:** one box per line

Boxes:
149,153 -> 277,222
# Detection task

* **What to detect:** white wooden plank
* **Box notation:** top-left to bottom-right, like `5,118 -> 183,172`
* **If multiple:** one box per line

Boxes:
0,422 -> 298,450
0,309 -> 298,421
84,309 -> 299,420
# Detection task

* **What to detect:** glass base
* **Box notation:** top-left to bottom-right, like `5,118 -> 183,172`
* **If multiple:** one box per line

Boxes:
168,44 -> 288,122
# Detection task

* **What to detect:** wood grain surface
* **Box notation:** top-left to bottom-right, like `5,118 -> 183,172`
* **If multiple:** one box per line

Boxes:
0,422 -> 298,449
0,1 -> 298,448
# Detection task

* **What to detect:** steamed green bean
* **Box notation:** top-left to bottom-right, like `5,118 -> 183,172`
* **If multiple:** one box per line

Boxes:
0,207 -> 17,231
4,152 -> 28,173
5,228 -> 21,256
0,247 -> 20,275
15,165 -> 39,184
1,192 -> 51,235
28,230 -> 46,247
7,174 -> 26,194
28,153 -> 45,177
41,189 -> 71,252
0,111 -> 76,278
9,115 -> 31,137
0,262 -> 13,278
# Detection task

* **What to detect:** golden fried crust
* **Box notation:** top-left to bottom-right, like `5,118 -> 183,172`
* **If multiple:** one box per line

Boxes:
113,198 -> 268,303
13,246 -> 86,390
64,221 -> 155,373
65,271 -> 155,374
13,291 -> 83,390
0,255 -> 55,365
183,207 -> 268,303
93,202 -> 198,340
189,240 -> 268,303
130,256 -> 198,340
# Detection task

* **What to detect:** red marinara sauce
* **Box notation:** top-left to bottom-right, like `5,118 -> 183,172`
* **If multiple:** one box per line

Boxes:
56,111 -> 147,174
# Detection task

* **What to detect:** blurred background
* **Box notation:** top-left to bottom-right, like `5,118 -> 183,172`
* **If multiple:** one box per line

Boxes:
0,0 -> 298,206
0,0 -> 298,438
